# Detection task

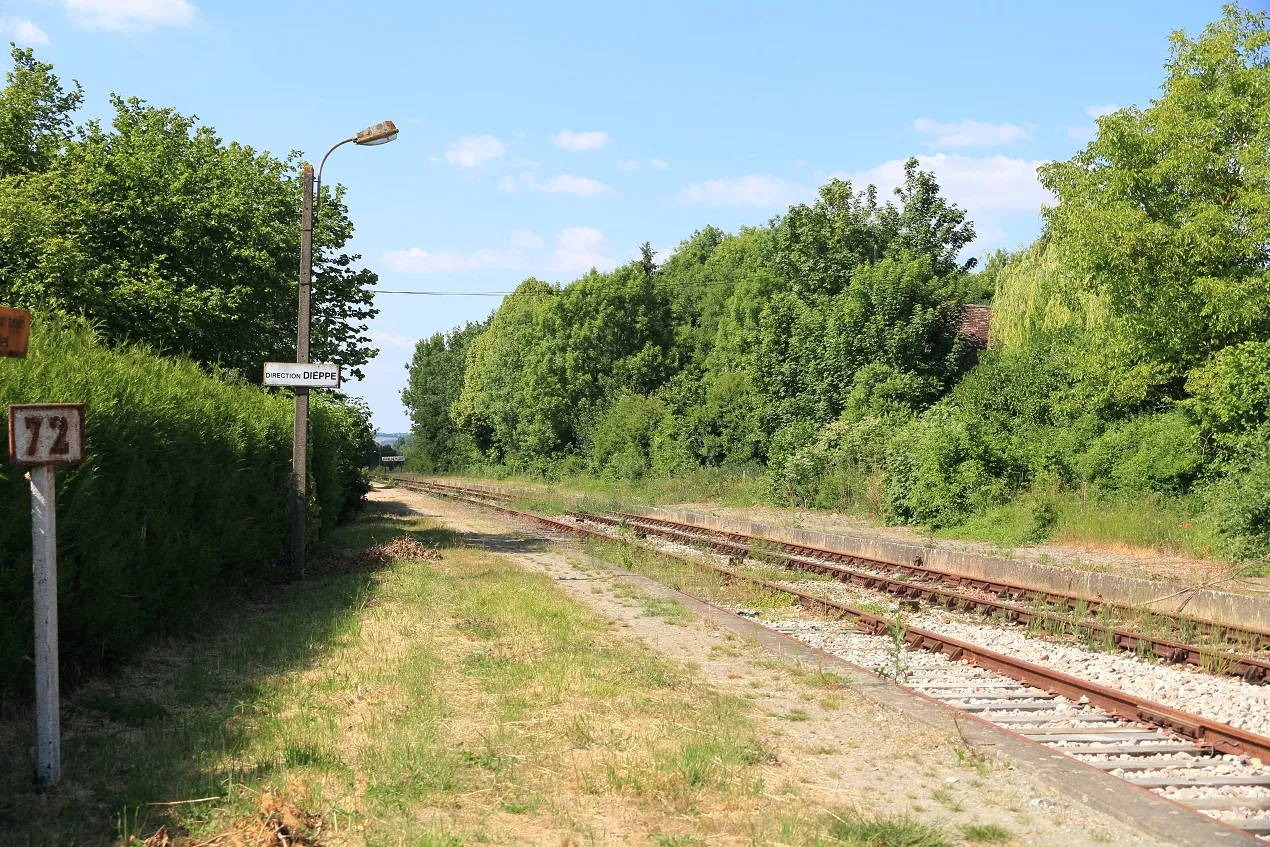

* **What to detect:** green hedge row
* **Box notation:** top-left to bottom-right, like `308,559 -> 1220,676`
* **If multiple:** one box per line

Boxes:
0,320 -> 372,699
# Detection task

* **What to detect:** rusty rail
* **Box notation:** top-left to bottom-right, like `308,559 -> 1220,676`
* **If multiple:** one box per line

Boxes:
616,511 -> 1270,650
568,511 -> 1270,684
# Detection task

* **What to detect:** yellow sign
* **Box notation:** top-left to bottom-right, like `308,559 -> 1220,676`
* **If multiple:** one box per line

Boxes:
0,307 -> 31,359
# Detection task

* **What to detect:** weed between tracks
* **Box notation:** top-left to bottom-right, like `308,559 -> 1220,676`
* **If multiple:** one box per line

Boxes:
0,502 -> 972,847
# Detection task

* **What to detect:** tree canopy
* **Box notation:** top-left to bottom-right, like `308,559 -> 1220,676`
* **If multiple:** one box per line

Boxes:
0,46 -> 378,378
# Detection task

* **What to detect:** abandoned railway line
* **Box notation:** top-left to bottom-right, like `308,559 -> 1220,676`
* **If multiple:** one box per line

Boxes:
394,475 -> 1270,841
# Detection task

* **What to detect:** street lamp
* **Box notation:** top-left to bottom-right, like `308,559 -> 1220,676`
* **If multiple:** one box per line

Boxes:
292,120 -> 398,572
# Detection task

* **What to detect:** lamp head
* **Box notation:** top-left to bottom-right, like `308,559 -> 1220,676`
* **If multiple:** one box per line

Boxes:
354,120 -> 399,146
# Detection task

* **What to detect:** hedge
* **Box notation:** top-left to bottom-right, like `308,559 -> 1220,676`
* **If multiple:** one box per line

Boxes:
0,319 -> 372,699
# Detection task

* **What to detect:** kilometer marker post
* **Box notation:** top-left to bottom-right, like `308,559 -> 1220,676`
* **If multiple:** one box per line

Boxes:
8,403 -> 86,787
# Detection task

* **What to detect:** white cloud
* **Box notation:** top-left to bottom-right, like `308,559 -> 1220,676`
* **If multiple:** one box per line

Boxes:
380,247 -> 526,274
504,172 -> 613,197
552,130 -> 611,152
382,228 -> 616,277
1085,103 -> 1120,119
379,230 -> 547,273
369,332 -> 416,350
64,0 -> 197,31
534,173 -> 611,196
511,229 -> 544,249
548,226 -> 616,273
678,174 -> 813,208
444,135 -> 506,168
0,15 -> 49,43
909,118 -> 1029,148
848,154 -> 1049,213
620,158 -> 668,172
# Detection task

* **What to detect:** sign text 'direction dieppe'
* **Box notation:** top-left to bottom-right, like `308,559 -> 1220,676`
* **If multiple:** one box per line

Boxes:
262,363 -> 341,388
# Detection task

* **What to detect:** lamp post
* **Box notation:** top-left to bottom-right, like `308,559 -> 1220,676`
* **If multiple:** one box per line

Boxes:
292,120 -> 398,572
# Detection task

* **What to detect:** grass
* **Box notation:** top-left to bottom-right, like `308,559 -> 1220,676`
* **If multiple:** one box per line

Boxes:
822,811 -> 951,846
961,822 -> 1014,842
938,488 -> 1221,561
442,466 -> 768,517
0,501 -> 963,847
611,581 -> 694,625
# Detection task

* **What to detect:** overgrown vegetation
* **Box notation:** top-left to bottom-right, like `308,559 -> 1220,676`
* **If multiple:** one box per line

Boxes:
404,5 -> 1270,565
0,320 -> 375,702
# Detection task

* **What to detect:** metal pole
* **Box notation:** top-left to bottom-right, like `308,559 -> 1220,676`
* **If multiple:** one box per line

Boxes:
30,464 -> 59,786
291,164 -> 313,573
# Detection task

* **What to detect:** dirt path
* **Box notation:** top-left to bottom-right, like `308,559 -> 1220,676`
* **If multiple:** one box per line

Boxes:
372,484 -> 1176,846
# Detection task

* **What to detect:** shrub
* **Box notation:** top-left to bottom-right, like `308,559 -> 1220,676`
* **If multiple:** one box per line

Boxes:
1187,340 -> 1270,435
1077,410 -> 1204,494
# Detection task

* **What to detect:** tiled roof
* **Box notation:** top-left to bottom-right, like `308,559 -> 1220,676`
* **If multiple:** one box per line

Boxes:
960,304 -> 992,349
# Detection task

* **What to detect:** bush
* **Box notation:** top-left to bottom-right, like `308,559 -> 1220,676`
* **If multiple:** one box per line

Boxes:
588,394 -> 670,480
883,407 -> 1007,528
0,320 -> 371,698
1077,410 -> 1204,494
1187,340 -> 1270,435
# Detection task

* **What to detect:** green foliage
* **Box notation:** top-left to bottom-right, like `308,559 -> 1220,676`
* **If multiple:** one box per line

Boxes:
1077,411 -> 1204,494
0,50 -> 378,378
0,319 -> 371,698
1186,339 -> 1270,434
990,241 -> 1103,351
402,321 -> 486,472
589,394 -> 671,480
0,46 -> 82,178
775,159 -> 975,298
751,257 -> 967,430
1040,5 -> 1270,377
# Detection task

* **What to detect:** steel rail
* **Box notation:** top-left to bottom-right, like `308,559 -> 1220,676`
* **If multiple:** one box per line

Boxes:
396,477 -> 1270,764
610,509 -> 1270,648
568,511 -> 1270,684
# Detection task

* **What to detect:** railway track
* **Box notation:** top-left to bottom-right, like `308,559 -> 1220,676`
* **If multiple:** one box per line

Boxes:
395,476 -> 1270,684
578,511 -> 1270,685
392,476 -> 1270,839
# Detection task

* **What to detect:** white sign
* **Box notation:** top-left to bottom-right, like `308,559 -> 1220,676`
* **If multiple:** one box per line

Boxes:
263,362 -> 341,388
9,404 -> 86,467
381,455 -> 407,463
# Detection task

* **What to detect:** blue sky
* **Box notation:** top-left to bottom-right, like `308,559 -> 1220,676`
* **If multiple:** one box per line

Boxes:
0,0 -> 1236,431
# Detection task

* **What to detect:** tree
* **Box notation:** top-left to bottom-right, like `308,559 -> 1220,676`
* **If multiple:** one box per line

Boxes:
0,45 -> 82,178
638,241 -> 657,279
1039,4 -> 1270,379
402,321 -> 486,471
774,160 -> 975,298
750,257 -> 966,428
0,52 -> 378,378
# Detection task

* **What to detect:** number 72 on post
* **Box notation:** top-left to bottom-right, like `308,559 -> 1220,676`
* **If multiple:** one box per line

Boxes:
8,404 -> 86,467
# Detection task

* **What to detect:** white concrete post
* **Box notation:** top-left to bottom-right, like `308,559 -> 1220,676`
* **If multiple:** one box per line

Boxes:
29,463 -> 60,786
